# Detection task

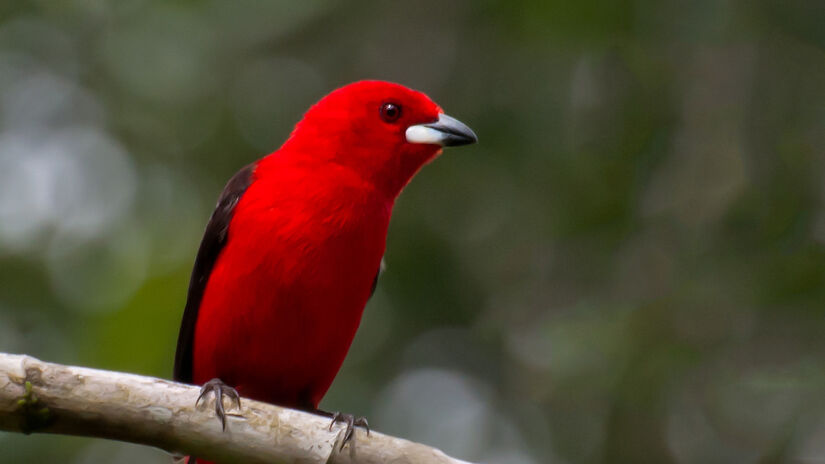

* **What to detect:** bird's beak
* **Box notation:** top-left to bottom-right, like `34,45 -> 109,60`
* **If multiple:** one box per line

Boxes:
406,113 -> 478,147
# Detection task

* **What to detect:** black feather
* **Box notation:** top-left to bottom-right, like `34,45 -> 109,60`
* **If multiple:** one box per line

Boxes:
173,163 -> 255,383
369,257 -> 385,298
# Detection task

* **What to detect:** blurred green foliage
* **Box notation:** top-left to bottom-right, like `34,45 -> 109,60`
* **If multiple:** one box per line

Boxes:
1,1 -> 825,463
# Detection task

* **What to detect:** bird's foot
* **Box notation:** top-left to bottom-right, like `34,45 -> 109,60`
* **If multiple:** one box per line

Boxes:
196,378 -> 242,431
315,409 -> 370,451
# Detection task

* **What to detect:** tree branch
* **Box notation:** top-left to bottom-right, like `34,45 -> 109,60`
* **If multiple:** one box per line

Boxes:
0,353 -> 473,464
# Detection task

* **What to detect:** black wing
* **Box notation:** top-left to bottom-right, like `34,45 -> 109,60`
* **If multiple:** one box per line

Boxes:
173,163 -> 256,383
369,257 -> 385,298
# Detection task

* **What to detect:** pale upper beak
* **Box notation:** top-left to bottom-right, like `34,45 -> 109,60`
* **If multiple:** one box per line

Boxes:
405,113 -> 478,147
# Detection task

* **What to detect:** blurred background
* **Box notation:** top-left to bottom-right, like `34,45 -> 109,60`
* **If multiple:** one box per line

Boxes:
1,1 -> 825,463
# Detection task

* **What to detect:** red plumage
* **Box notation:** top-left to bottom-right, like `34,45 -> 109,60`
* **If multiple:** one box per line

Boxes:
192,154 -> 392,407
174,81 -> 475,463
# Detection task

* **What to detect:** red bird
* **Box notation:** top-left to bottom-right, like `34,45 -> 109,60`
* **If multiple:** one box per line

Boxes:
173,81 -> 476,462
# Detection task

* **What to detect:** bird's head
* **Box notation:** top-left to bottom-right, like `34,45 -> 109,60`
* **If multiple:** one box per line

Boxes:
282,80 -> 477,198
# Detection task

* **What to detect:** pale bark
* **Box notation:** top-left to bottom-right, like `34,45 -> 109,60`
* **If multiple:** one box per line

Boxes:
0,353 -> 473,464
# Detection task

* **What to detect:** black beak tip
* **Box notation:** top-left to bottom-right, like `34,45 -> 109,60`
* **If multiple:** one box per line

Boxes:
443,129 -> 478,147
437,117 -> 478,147
413,113 -> 478,148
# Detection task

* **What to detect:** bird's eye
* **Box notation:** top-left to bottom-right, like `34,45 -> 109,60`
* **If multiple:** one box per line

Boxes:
380,103 -> 401,122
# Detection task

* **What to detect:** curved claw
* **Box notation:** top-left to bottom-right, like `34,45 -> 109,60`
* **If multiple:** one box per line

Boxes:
196,378 -> 242,431
354,416 -> 370,437
328,411 -> 370,451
